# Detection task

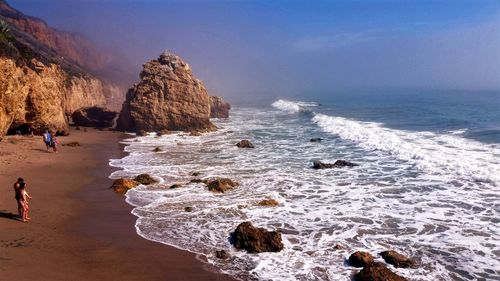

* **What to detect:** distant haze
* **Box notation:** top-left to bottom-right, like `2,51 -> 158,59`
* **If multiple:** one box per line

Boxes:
9,0 -> 500,102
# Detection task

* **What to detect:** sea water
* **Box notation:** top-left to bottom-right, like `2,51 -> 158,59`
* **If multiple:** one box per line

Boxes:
110,91 -> 500,281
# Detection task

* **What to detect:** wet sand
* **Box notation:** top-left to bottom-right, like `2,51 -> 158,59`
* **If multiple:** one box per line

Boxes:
0,128 -> 234,281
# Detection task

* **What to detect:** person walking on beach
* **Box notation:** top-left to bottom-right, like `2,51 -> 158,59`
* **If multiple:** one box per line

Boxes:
43,130 -> 52,151
13,178 -> 24,219
50,135 -> 58,153
19,181 -> 32,222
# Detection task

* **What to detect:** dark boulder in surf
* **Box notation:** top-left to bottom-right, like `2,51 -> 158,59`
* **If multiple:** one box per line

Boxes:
236,140 -> 254,148
379,250 -> 418,268
310,138 -> 322,142
232,221 -> 283,253
349,251 -> 375,267
312,160 -> 357,169
134,174 -> 158,185
354,262 -> 408,281
206,178 -> 239,193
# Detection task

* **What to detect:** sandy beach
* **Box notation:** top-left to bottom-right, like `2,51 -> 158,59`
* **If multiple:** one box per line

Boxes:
0,128 -> 234,281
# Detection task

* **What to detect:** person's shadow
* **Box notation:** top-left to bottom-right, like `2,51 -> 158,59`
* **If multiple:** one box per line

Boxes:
0,210 -> 20,221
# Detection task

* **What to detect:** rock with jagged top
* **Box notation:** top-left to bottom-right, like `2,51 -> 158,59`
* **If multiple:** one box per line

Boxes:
232,222 -> 283,253
116,51 -> 217,133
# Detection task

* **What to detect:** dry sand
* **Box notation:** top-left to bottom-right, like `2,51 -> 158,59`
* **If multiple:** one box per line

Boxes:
0,128 -> 234,281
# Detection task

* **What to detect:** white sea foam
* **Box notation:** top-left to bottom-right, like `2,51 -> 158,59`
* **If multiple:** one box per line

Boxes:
271,99 -> 319,113
110,106 -> 500,281
312,113 -> 500,186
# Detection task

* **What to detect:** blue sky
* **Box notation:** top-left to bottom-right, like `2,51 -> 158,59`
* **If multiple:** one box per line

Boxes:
9,0 -> 500,101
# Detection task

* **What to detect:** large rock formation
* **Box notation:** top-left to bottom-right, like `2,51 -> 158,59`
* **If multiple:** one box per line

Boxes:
0,0 -> 131,109
116,52 -> 228,133
209,95 -> 230,118
0,0 -> 124,139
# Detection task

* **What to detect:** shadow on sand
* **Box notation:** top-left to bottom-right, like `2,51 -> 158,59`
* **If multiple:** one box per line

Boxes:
0,210 -> 20,221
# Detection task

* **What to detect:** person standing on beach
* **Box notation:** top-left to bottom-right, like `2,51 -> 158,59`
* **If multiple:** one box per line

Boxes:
13,178 -> 24,219
43,130 -> 52,151
19,182 -> 32,222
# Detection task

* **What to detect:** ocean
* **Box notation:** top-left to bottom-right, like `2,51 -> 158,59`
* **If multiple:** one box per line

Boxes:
109,91 -> 500,281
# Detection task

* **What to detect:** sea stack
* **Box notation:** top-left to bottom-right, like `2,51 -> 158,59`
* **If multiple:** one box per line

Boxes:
116,51 -> 227,133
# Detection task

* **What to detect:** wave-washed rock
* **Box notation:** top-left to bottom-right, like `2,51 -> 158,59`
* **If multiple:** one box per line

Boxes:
236,139 -> 254,148
110,178 -> 139,194
206,178 -> 239,193
232,221 -> 284,253
354,262 -> 408,281
312,160 -> 358,169
380,250 -> 418,268
349,251 -> 375,268
116,51 -> 226,133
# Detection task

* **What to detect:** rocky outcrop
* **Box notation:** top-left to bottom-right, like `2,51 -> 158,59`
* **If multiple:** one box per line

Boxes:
206,178 -> 239,193
232,222 -> 283,253
0,56 -> 107,137
116,51 -> 217,133
72,106 -> 117,128
379,250 -> 417,268
0,2 -> 120,139
312,160 -> 358,169
0,0 -> 132,108
349,251 -> 374,268
354,262 -> 408,281
236,140 -> 254,148
111,178 -> 139,194
209,95 -> 230,118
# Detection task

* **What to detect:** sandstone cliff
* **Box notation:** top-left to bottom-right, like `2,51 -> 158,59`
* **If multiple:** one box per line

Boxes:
0,1 -> 120,139
0,0 -> 130,109
116,51 -> 218,133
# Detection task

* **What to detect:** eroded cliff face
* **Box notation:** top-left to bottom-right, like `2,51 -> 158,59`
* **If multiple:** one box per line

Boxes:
116,52 -> 216,133
0,56 -> 107,138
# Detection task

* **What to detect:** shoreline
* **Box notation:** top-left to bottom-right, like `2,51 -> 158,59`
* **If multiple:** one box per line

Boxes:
0,128 -> 235,281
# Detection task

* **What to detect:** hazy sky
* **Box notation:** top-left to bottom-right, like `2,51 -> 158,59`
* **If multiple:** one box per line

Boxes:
9,0 -> 500,101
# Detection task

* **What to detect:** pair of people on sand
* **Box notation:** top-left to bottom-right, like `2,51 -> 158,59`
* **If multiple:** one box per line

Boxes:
13,178 -> 32,222
42,130 -> 58,152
